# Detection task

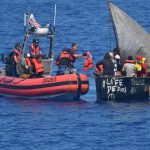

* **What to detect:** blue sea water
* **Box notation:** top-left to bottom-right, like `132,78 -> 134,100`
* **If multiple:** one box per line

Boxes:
0,0 -> 150,149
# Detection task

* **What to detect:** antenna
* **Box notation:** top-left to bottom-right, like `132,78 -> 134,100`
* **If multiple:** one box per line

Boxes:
53,4 -> 57,31
24,13 -> 27,33
107,0 -> 111,5
22,8 -> 30,54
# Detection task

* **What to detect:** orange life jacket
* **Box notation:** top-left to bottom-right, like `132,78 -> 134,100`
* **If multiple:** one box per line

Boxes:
31,58 -> 45,74
83,51 -> 93,71
125,60 -> 135,64
95,65 -> 104,73
56,50 -> 75,65
30,44 -> 41,56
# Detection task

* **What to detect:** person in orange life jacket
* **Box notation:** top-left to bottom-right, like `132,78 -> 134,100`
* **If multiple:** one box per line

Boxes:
32,55 -> 45,77
56,43 -> 83,75
9,43 -> 21,77
29,39 -> 45,76
30,38 -> 42,57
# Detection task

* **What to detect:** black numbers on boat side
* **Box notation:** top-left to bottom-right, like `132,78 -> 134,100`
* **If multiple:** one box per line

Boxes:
43,77 -> 56,83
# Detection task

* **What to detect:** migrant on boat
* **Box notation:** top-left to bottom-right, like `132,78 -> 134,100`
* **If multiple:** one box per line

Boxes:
94,0 -> 150,102
0,10 -> 89,101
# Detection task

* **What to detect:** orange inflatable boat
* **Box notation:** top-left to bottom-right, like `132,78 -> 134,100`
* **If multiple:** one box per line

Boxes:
0,13 -> 89,101
0,73 -> 89,100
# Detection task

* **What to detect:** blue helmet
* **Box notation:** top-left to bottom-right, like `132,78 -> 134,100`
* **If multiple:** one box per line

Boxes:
15,43 -> 21,48
33,38 -> 39,43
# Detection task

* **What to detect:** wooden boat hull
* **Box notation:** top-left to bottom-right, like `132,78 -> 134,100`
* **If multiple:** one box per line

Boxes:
95,73 -> 150,102
0,73 -> 89,101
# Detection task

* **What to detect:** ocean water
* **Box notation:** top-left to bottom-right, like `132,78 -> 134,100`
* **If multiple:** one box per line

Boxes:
0,0 -> 150,149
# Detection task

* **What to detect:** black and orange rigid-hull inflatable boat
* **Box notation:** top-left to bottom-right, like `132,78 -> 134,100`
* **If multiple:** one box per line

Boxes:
0,73 -> 89,101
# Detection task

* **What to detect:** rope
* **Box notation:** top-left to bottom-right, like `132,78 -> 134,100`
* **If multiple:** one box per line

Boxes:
0,77 -> 26,85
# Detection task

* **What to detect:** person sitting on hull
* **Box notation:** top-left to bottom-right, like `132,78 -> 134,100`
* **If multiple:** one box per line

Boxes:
135,56 -> 148,77
56,43 -> 83,75
141,57 -> 147,77
122,55 -> 136,77
29,38 -> 45,77
96,52 -> 115,76
6,43 -> 22,77
135,55 -> 143,77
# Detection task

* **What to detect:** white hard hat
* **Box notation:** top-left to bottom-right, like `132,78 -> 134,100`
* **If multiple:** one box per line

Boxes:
115,54 -> 120,59
27,53 -> 31,57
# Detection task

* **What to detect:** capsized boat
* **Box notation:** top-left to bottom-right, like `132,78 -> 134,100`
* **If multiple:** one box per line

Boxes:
0,12 -> 89,101
95,1 -> 150,102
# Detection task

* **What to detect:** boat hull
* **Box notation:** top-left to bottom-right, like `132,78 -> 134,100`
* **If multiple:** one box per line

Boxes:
0,92 -> 80,101
0,73 -> 89,101
95,73 -> 150,102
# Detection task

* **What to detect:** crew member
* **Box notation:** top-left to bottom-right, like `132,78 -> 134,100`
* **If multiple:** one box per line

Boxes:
56,43 -> 83,75
9,43 -> 22,77
30,38 -> 42,56
29,39 -> 45,76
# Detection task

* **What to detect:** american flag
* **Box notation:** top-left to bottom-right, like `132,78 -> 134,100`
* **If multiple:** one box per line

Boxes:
28,14 -> 41,29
